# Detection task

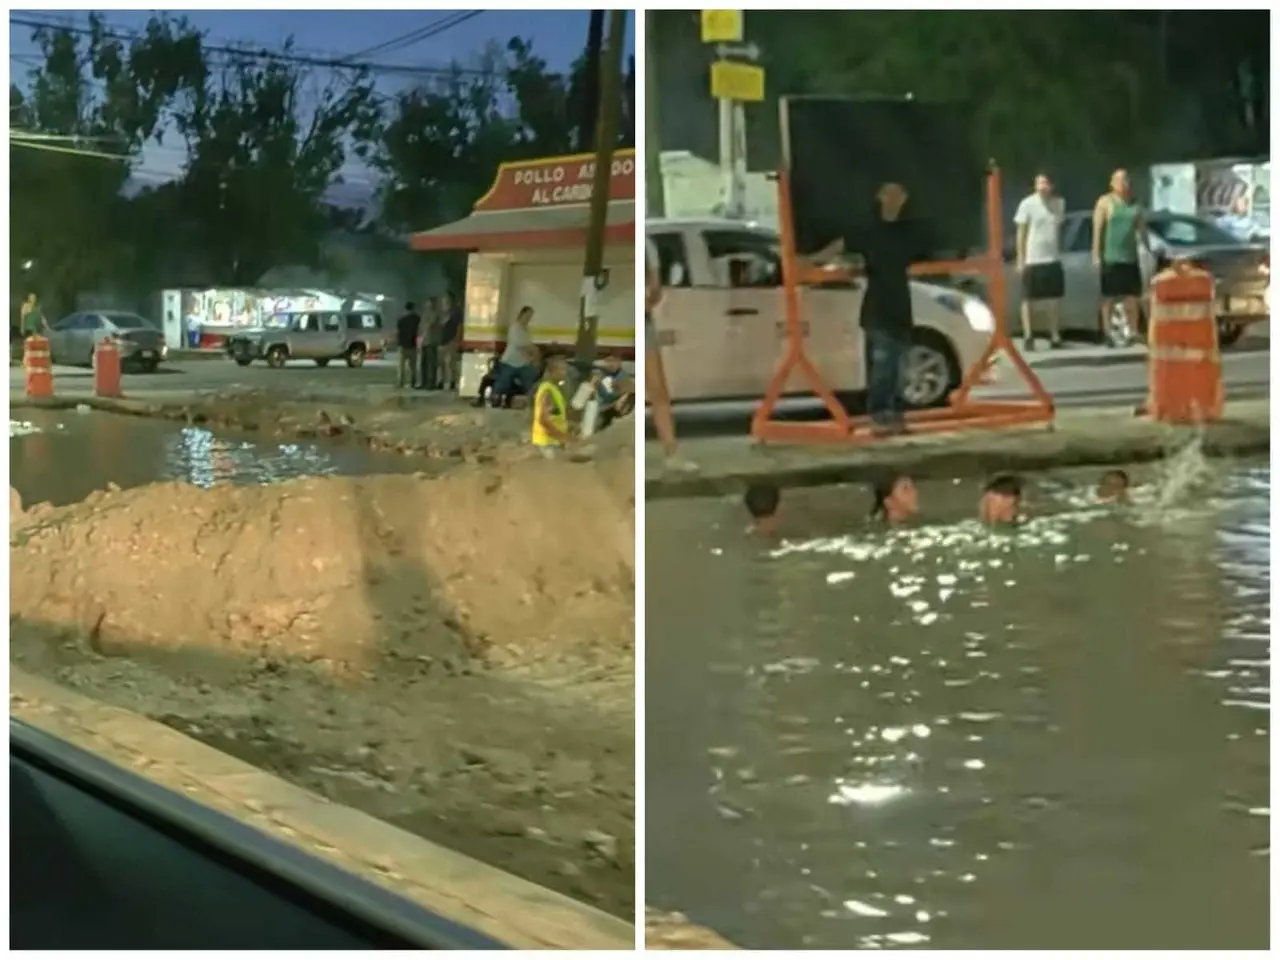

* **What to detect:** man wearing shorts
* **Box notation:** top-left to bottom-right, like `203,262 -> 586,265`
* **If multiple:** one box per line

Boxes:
1092,168 -> 1146,347
1013,173 -> 1065,350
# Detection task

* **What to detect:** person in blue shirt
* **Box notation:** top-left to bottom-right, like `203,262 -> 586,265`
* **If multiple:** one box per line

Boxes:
591,354 -> 635,429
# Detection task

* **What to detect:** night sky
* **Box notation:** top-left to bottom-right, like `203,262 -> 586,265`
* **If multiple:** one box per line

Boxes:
9,9 -> 632,200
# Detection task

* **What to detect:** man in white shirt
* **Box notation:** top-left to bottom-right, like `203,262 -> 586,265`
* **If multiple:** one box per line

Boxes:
1013,173 -> 1066,350
490,305 -> 539,406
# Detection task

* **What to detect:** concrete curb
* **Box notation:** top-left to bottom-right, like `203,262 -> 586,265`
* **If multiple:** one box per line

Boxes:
646,401 -> 1270,500
1026,339 -> 1268,371
9,668 -> 634,951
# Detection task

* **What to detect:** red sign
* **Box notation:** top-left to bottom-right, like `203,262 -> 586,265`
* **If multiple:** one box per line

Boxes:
474,149 -> 636,212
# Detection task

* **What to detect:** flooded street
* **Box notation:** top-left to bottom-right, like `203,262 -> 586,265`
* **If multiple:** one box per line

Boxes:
647,458 -> 1269,949
10,409 -> 422,506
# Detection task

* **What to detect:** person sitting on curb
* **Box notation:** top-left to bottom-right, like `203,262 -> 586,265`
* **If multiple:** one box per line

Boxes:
491,305 -> 539,407
531,352 -> 572,458
979,473 -> 1024,525
592,354 -> 636,430
869,471 -> 919,525
744,482 -> 781,536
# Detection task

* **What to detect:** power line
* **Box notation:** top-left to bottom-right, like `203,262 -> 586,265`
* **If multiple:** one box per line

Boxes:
338,11 -> 484,63
8,13 -> 500,79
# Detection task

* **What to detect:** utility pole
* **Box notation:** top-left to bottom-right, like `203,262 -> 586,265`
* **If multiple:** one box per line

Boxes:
579,11 -> 604,152
574,9 -> 626,368
645,11 -> 665,217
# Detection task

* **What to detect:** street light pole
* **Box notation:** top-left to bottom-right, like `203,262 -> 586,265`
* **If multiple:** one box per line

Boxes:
574,9 -> 627,368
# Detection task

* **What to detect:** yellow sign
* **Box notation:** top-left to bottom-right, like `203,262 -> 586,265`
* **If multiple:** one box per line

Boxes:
710,60 -> 764,102
700,10 -> 743,44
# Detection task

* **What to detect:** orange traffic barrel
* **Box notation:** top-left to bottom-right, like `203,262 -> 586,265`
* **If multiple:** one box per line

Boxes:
23,335 -> 54,398
94,336 -> 123,398
1146,261 -> 1222,424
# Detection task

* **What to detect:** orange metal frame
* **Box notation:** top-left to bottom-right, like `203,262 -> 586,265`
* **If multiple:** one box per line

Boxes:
749,167 -> 1055,444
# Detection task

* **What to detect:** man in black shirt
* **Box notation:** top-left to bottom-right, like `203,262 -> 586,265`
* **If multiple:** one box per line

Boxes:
809,182 -> 928,436
438,292 -> 463,392
395,301 -> 420,389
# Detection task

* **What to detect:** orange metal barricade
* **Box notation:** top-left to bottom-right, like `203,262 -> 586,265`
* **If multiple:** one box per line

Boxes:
23,335 -> 54,398
94,336 -> 123,398
1144,262 -> 1222,424
750,167 -> 1054,445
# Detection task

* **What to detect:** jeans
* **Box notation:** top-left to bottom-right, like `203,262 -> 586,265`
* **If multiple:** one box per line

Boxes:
491,362 -> 538,402
866,328 -> 908,425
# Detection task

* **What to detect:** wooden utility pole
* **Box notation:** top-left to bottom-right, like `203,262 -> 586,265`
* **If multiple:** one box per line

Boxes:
645,11 -> 665,217
579,11 -> 604,152
574,9 -> 626,368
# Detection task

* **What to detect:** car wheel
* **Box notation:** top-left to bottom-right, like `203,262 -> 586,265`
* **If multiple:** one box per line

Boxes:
234,357 -> 253,368
138,358 -> 159,373
315,358 -> 330,368
345,343 -> 366,368
1217,319 -> 1245,348
265,345 -> 288,369
900,330 -> 961,409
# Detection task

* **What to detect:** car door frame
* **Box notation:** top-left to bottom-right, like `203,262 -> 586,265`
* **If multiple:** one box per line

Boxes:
647,226 -> 733,401
1058,213 -> 1098,336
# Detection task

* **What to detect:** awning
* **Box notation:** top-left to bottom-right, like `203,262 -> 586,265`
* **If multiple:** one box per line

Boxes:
409,200 -> 635,252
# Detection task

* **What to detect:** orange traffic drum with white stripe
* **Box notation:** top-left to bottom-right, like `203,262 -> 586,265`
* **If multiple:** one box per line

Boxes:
1146,261 -> 1222,424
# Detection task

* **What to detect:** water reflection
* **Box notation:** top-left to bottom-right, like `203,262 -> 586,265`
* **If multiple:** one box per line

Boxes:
647,461 -> 1269,950
10,411 -> 421,508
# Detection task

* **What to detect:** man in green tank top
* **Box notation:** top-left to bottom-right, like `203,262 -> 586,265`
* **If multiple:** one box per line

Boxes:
1091,168 -> 1147,347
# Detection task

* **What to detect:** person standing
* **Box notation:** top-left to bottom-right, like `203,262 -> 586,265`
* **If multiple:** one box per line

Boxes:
438,292 -> 463,392
395,301 -> 420,389
810,181 -> 927,436
20,292 -> 45,338
1013,173 -> 1066,350
1092,169 -> 1147,347
416,296 -> 442,390
530,352 -> 572,457
645,237 -> 697,471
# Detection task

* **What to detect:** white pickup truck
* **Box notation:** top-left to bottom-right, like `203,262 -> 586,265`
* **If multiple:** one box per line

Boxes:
647,216 -> 995,410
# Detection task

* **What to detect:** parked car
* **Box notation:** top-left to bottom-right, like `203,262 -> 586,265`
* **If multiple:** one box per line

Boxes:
647,217 -> 994,410
997,210 -> 1270,347
47,311 -> 167,372
224,309 -> 388,369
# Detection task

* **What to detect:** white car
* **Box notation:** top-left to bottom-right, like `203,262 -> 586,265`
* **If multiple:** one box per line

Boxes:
648,217 -> 994,409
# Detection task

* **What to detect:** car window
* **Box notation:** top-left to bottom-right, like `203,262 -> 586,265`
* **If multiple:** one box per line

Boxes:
52,314 -> 82,331
346,313 -> 381,330
294,313 -> 321,333
703,229 -> 783,288
1063,216 -> 1093,254
321,313 -> 342,332
648,232 -> 692,288
1149,215 -> 1241,247
103,313 -> 149,329
82,314 -> 105,329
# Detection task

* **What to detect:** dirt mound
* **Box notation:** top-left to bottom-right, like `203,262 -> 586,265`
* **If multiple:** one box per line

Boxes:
10,452 -> 634,675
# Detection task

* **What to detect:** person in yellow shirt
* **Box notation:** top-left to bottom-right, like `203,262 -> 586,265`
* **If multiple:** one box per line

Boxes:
531,353 -> 572,457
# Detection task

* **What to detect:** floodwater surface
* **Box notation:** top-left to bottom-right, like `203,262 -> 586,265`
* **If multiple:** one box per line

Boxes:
10,409 -> 423,506
647,456 -> 1269,950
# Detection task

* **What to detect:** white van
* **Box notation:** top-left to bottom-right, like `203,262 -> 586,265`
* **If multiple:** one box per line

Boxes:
647,216 -> 995,410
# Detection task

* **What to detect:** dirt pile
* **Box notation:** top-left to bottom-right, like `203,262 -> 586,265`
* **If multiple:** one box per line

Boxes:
9,452 -> 635,916
11,452 -> 633,674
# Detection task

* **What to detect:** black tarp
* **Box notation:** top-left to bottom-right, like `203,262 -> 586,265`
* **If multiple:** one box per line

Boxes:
781,96 -> 988,260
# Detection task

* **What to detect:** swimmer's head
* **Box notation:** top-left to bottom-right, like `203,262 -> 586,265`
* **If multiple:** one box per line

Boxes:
744,482 -> 781,535
1097,468 -> 1130,503
870,472 -> 918,524
980,473 -> 1023,525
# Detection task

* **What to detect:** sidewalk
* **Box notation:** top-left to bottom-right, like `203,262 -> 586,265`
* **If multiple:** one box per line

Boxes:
1014,334 -> 1269,371
646,398 -> 1270,499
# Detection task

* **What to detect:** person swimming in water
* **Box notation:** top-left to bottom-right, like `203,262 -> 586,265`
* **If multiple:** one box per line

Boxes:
1096,468 -> 1130,503
979,473 -> 1023,525
870,472 -> 919,525
744,482 -> 781,536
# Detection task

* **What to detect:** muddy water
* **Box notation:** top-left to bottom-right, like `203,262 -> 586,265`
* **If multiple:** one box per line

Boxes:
10,409 -> 422,506
646,459 -> 1269,950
